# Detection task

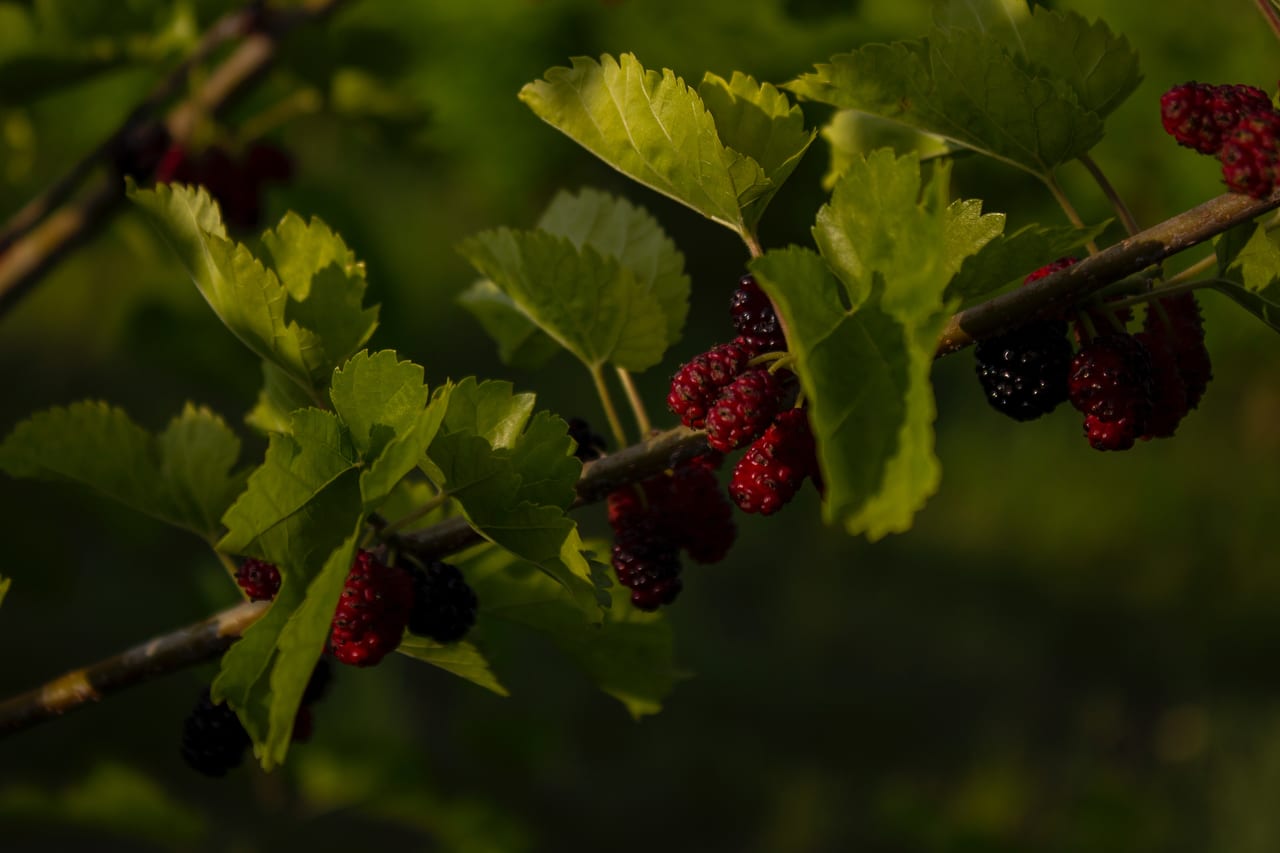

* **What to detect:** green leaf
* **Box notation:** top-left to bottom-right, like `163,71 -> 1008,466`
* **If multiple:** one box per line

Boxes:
697,71 -> 816,231
754,151 -> 990,539
786,28 -> 1102,175
259,213 -> 379,381
245,361 -> 314,435
0,401 -> 246,542
457,280 -> 561,369
467,546 -> 676,718
396,635 -> 510,697
537,188 -> 691,348
945,220 -> 1104,306
218,408 -> 357,557
1215,224 -> 1280,333
1015,7 -> 1141,119
519,53 -> 768,235
509,411 -> 580,509
942,199 -> 1005,280
437,378 -> 535,450
330,350 -> 447,510
127,183 -> 379,397
819,109 -> 953,190
458,228 -> 668,372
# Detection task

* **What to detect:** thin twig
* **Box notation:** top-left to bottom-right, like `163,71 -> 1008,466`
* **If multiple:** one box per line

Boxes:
0,0 -> 350,319
1078,153 -> 1140,237
1255,0 -> 1280,42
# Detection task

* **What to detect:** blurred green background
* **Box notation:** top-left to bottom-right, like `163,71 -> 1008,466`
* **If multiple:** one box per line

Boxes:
3,0 -> 1280,850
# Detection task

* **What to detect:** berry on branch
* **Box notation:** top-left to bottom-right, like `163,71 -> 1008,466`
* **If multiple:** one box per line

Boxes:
730,274 -> 787,354
1067,334 -> 1154,451
235,557 -> 281,602
180,689 -> 251,777
407,560 -> 479,644
705,368 -> 786,452
973,319 -> 1072,422
328,550 -> 414,668
667,341 -> 752,429
729,408 -> 818,515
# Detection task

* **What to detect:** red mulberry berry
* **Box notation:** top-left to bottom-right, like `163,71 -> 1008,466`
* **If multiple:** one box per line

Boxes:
1134,329 -> 1189,439
408,560 -> 478,643
705,369 -> 785,452
1221,110 -> 1280,198
667,341 -> 751,428
730,274 -> 787,354
729,409 -> 818,515
1153,293 -> 1212,409
1023,256 -> 1079,285
328,550 -> 413,668
973,319 -> 1072,421
611,514 -> 683,611
642,453 -> 736,564
1067,334 -> 1154,451
1161,82 -> 1273,154
235,557 -> 280,602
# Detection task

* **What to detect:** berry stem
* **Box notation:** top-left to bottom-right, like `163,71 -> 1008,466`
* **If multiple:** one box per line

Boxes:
1078,153 -> 1141,237
379,491 -> 451,538
1042,173 -> 1100,255
1255,0 -> 1280,42
590,365 -> 629,449
1103,277 -> 1226,312
615,367 -> 653,438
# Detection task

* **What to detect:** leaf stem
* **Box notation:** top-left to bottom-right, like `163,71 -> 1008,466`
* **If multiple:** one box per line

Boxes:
614,368 -> 652,438
379,492 -> 450,538
1255,0 -> 1280,41
590,366 -> 629,449
1104,277 -> 1224,312
1078,154 -> 1140,236
1043,172 -> 1100,255
742,229 -> 764,259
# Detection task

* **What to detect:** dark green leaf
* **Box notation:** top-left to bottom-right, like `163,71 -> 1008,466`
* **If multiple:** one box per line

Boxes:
457,280 -> 561,369
945,219 -> 1104,305
396,635 -> 510,696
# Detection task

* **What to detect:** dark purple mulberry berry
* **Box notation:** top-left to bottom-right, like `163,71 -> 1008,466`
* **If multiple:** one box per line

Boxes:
1067,334 -> 1154,451
180,689 -> 251,777
408,560 -> 478,643
974,319 -> 1072,421
730,274 -> 787,354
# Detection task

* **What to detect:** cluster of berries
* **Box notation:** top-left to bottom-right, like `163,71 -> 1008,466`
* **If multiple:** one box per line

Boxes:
974,259 -> 1212,451
179,659 -> 331,777
236,549 -> 478,669
154,140 -> 294,230
668,274 -> 820,515
607,453 -> 736,610
602,275 -> 816,612
1160,81 -> 1280,197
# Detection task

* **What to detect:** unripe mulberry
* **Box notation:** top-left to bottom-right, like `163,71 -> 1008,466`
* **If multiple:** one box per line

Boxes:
705,368 -> 785,452
328,550 -> 414,668
730,274 -> 787,354
408,560 -> 478,644
667,341 -> 752,429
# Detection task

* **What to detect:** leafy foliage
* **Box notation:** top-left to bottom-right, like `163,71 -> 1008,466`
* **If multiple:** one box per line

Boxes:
128,182 -> 378,400
1215,223 -> 1280,333
785,7 -> 1140,177
946,219 -> 1106,306
396,635 -> 510,697
520,53 -> 809,243
0,402 -> 247,543
753,151 -> 991,539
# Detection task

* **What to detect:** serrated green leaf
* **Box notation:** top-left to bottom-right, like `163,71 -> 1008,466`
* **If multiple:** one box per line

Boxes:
538,188 -> 691,348
467,546 -> 675,719
457,280 -> 561,369
0,401 -> 246,542
260,213 -> 379,381
263,526 -> 362,769
942,199 -> 1005,280
127,182 -> 378,397
396,635 -> 510,696
1016,7 -> 1141,119
1215,224 -> 1280,333
458,228 -> 668,372
786,28 -> 1102,176
245,361 -> 314,435
520,53 -> 768,236
509,412 -> 580,509
697,71 -> 816,231
946,219 -> 1104,305
1216,222 -> 1260,279
438,378 -> 535,450
218,408 -> 357,556
426,430 -> 603,615
820,110 -> 954,190
330,350 -> 430,458
754,151 -> 989,539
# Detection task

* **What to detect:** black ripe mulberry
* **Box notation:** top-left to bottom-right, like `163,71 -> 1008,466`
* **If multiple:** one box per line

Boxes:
408,560 -> 479,643
973,320 -> 1072,421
